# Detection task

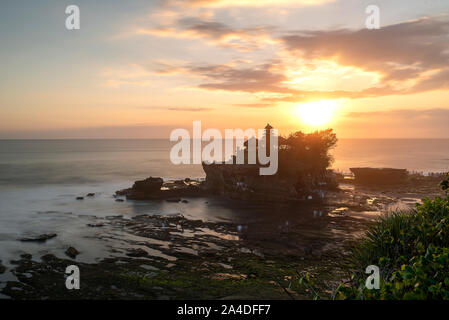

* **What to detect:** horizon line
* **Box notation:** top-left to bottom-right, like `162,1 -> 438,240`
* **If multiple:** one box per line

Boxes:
2,137 -> 449,141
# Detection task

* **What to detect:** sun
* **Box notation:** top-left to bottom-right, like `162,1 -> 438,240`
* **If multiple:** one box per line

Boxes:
295,100 -> 338,126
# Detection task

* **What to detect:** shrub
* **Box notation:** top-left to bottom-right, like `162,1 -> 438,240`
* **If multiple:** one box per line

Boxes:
337,195 -> 449,300
441,173 -> 449,193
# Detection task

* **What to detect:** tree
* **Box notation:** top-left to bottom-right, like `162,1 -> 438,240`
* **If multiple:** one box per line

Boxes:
277,129 -> 338,185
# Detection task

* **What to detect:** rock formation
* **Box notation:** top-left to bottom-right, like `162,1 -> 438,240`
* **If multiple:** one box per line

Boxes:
350,167 -> 408,185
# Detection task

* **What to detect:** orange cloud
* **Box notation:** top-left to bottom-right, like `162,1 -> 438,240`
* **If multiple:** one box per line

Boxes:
280,17 -> 449,95
137,15 -> 449,103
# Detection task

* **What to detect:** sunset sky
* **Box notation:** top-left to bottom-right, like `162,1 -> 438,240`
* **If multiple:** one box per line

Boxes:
1,0 -> 448,139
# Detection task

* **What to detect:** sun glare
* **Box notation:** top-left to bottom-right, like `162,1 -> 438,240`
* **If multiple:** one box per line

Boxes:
295,100 -> 338,126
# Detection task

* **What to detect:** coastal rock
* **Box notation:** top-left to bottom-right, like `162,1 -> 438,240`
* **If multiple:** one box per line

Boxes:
76,197 -> 84,200
87,223 -> 105,227
202,162 -> 300,202
65,247 -> 80,259
350,167 -> 408,185
126,248 -> 148,258
86,193 -> 95,197
0,261 -> 5,274
19,233 -> 57,243
116,177 -> 208,200
132,177 -> 163,193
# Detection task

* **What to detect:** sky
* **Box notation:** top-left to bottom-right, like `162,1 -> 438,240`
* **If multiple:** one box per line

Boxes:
0,0 -> 448,139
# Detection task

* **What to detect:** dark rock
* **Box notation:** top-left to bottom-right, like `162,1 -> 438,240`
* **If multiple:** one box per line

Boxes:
86,193 -> 95,197
0,261 -> 6,274
87,223 -> 105,227
76,197 -> 84,200
41,253 -> 58,262
115,189 -> 130,196
132,177 -> 163,193
116,176 -> 209,200
115,198 -> 125,202
350,167 -> 408,185
126,248 -> 148,258
166,198 -> 181,203
19,233 -> 57,242
181,199 -> 189,203
65,247 -> 80,259
20,254 -> 32,260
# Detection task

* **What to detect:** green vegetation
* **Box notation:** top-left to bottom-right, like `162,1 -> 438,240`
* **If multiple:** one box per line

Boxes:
289,175 -> 449,300
440,173 -> 449,193
335,177 -> 449,299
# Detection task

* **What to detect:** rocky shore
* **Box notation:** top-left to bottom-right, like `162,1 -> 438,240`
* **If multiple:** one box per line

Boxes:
1,172 -> 445,300
0,169 -> 442,299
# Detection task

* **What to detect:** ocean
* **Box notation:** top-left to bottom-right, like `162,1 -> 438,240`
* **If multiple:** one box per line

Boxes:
1,139 -> 448,187
0,139 -> 448,282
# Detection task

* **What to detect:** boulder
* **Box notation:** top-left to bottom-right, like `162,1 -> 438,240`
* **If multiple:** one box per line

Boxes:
65,247 -> 80,259
132,177 -> 163,193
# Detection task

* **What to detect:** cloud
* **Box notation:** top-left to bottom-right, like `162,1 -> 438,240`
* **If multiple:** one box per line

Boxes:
409,69 -> 449,93
142,15 -> 449,102
183,61 -> 290,93
139,17 -> 275,51
280,17 -> 449,94
154,60 -> 399,101
189,17 -> 449,100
